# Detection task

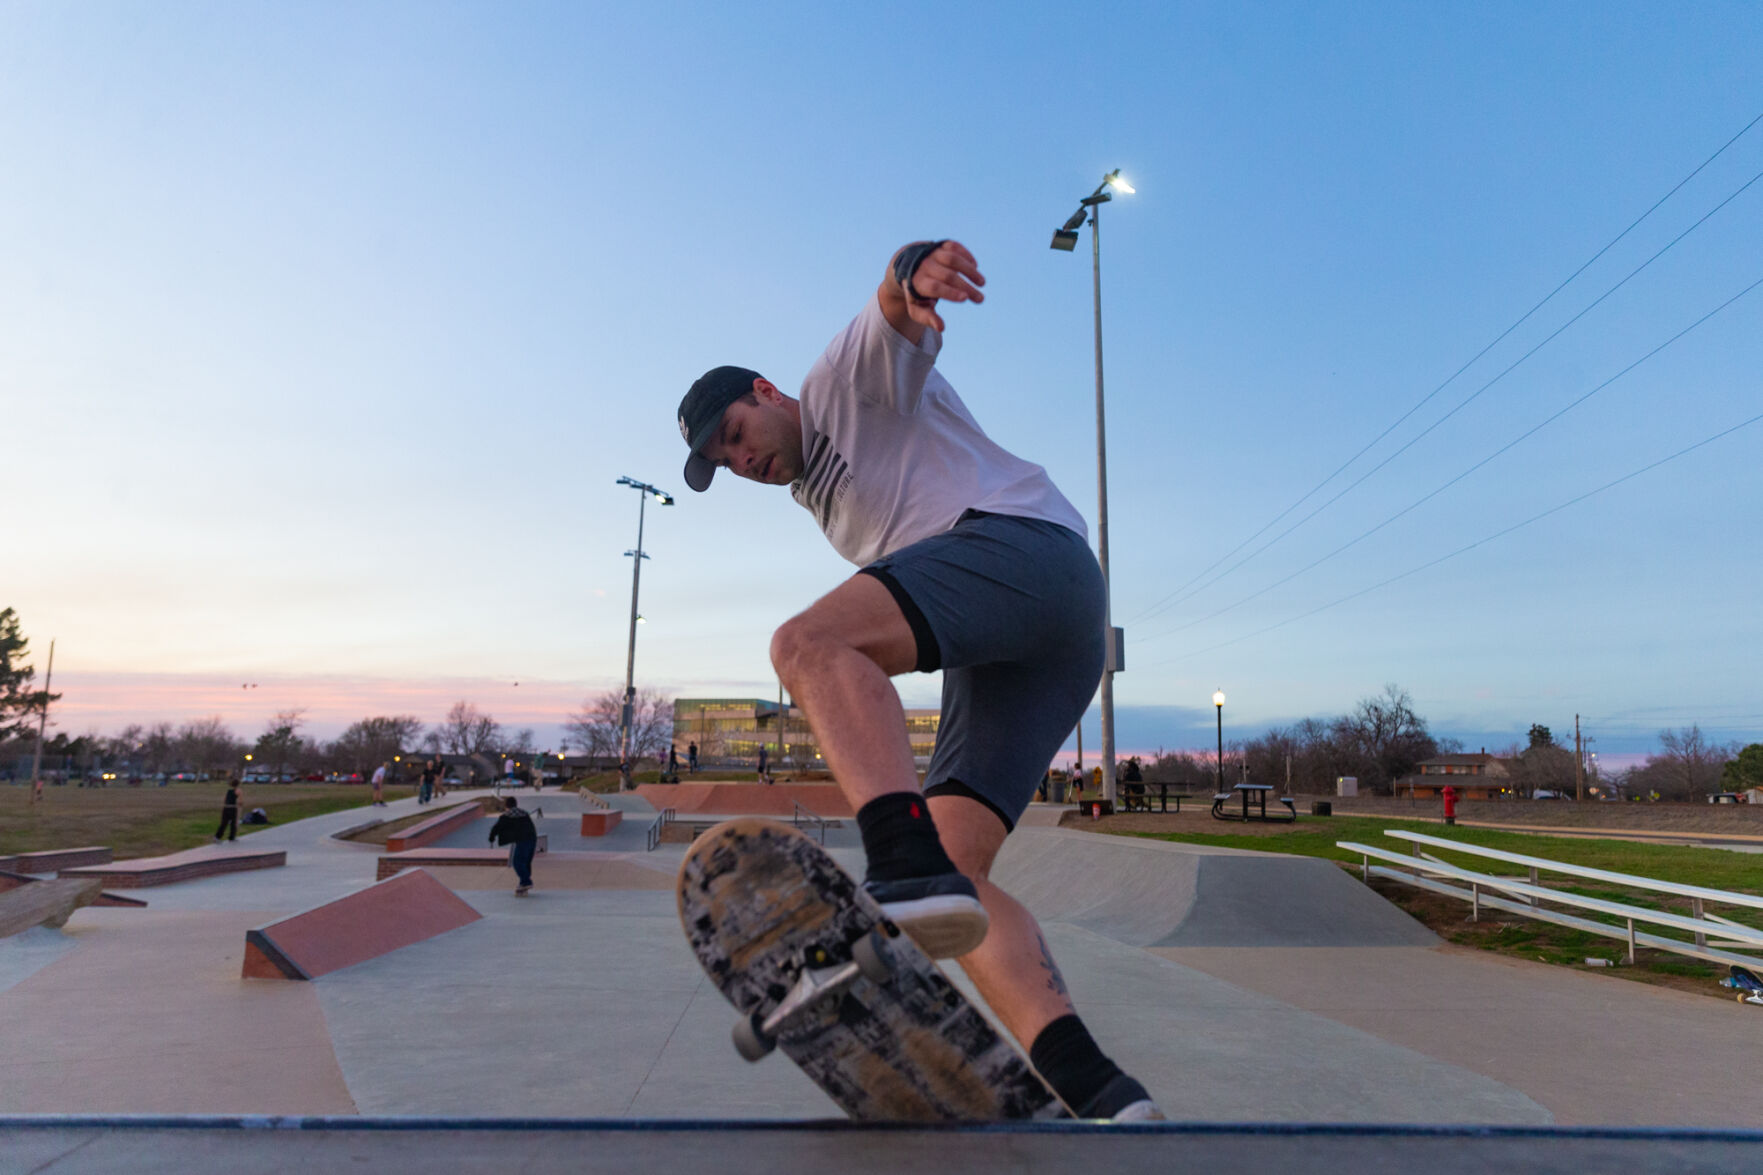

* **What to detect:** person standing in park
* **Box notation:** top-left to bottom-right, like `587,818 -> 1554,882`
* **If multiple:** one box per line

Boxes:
371,761 -> 388,807
675,238 -> 1158,1120
214,774 -> 241,843
418,759 -> 435,805
488,796 -> 539,896
687,741 -> 698,773
757,743 -> 770,784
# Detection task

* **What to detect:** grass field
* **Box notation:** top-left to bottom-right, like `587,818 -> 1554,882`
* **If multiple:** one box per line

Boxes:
0,781 -> 416,860
1104,813 -> 1763,998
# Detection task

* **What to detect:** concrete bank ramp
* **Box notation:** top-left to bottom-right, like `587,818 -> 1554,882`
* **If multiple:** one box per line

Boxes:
990,828 -> 1436,948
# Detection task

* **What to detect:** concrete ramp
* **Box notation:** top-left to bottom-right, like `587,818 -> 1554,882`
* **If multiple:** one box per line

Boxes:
991,828 -> 1434,948
243,868 -> 481,980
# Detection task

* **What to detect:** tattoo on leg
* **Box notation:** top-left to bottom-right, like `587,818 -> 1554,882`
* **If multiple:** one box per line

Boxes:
1035,932 -> 1069,997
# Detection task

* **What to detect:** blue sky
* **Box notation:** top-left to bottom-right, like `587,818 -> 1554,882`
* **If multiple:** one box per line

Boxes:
5,2 -> 1760,758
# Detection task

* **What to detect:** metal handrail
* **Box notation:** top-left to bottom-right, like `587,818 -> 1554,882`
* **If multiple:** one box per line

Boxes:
646,808 -> 675,852
791,800 -> 829,845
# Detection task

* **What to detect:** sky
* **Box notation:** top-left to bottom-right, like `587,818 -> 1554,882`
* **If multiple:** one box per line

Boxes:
5,1 -> 1760,762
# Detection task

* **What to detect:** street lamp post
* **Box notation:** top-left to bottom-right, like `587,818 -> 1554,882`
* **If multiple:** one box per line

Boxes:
1213,689 -> 1226,796
616,477 -> 674,784
1052,169 -> 1134,808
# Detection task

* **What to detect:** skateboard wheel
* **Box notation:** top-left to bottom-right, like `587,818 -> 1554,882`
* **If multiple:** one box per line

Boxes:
732,1010 -> 776,1062
852,928 -> 892,984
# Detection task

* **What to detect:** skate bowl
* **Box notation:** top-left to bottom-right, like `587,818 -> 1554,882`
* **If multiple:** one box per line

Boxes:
990,827 -> 1436,949
243,867 -> 481,980
635,783 -> 853,819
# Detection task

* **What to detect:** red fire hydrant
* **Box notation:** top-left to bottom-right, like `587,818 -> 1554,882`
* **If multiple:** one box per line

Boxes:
1442,785 -> 1458,826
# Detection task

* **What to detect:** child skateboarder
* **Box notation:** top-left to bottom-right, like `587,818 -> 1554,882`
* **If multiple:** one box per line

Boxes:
676,239 -> 1159,1120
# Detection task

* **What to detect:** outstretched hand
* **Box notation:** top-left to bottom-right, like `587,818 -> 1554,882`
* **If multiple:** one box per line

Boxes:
903,241 -> 985,332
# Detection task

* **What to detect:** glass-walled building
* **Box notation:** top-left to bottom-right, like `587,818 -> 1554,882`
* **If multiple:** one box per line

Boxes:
672,698 -> 940,768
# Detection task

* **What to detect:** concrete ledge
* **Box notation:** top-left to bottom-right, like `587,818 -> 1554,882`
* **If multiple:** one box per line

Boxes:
243,868 -> 482,980
59,848 -> 285,888
377,841 -> 546,882
580,810 -> 623,837
3,1118 -> 1762,1175
0,847 -> 113,873
385,804 -> 486,853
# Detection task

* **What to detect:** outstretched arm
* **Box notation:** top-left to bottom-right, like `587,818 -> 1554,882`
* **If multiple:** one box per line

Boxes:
878,240 -> 986,344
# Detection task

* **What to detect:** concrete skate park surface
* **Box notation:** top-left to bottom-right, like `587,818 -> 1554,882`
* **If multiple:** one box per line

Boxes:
5,789 -> 1763,1169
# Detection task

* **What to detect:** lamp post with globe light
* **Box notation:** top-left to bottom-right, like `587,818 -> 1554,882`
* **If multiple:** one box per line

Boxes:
1213,689 -> 1226,796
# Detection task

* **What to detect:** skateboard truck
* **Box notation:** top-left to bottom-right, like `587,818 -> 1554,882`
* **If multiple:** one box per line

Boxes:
732,924 -> 897,1062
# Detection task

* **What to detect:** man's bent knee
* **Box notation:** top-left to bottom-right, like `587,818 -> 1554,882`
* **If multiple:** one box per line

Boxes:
927,794 -> 1009,882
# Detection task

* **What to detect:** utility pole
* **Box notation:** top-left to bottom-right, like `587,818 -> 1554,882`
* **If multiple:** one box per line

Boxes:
1573,715 -> 1591,802
28,639 -> 54,802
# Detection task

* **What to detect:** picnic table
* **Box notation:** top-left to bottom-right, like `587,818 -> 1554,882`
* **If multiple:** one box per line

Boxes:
1211,782 -> 1297,823
1120,782 -> 1189,813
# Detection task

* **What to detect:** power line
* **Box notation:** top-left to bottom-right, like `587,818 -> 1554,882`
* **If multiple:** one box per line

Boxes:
1130,109 -> 1763,627
1142,407 -> 1763,667
1139,270 -> 1763,640
1136,159 -> 1763,627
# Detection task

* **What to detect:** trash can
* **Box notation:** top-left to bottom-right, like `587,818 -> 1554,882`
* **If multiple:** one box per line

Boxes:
1310,800 -> 1332,816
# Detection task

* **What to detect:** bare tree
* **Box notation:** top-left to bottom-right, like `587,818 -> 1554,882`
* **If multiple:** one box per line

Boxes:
176,716 -> 242,779
510,727 -> 537,754
330,716 -> 425,775
254,709 -> 307,780
439,701 -> 501,756
1331,684 -> 1438,794
142,721 -> 177,775
1645,725 -> 1733,800
565,689 -> 673,765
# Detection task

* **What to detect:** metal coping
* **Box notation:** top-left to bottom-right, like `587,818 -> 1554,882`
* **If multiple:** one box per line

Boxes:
4,1117 -> 1763,1142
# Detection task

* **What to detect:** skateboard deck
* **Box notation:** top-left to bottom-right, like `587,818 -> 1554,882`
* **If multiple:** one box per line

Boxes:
677,817 -> 1071,1122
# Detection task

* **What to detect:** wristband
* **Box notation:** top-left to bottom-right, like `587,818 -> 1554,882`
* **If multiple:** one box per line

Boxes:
891,239 -> 947,304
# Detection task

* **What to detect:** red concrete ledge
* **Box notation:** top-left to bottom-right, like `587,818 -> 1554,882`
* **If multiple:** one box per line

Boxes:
0,847 -> 113,874
385,803 -> 486,854
60,847 -> 285,888
244,868 -> 481,980
581,810 -> 623,836
377,839 -> 548,882
0,869 -> 146,908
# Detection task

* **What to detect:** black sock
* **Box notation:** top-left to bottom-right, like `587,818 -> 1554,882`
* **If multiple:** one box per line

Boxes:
1030,1014 -> 1127,1114
856,792 -> 958,883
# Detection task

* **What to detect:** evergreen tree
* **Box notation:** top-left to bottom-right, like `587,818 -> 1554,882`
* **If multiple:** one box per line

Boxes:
0,608 -> 59,741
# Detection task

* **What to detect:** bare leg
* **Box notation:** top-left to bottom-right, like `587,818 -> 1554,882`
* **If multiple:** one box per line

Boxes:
929,794 -> 1074,1047
770,574 -> 921,810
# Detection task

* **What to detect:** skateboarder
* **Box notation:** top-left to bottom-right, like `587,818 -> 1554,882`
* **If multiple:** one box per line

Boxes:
677,239 -> 1159,1120
214,775 -> 240,842
488,796 -> 538,895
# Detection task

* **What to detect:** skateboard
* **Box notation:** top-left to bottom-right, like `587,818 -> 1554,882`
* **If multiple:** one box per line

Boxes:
677,817 -> 1071,1122
1721,965 -> 1763,1005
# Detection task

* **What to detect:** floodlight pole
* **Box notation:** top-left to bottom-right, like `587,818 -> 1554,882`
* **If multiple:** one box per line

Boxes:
1087,193 -> 1120,809
1052,170 -> 1131,808
617,477 -> 673,780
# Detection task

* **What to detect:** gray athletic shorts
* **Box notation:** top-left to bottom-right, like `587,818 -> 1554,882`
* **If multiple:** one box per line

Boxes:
860,510 -> 1105,832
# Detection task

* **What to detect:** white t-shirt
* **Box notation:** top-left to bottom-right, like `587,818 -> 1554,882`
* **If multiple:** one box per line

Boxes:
792,296 -> 1086,566
371,766 -> 386,785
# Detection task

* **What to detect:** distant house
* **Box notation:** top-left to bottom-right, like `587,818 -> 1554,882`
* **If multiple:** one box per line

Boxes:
1395,752 -> 1513,801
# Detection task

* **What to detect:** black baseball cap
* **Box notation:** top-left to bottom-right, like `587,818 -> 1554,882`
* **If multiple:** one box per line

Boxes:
678,365 -> 762,492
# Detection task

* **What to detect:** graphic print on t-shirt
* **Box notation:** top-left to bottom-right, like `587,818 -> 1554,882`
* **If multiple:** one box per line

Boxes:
793,432 -> 851,532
